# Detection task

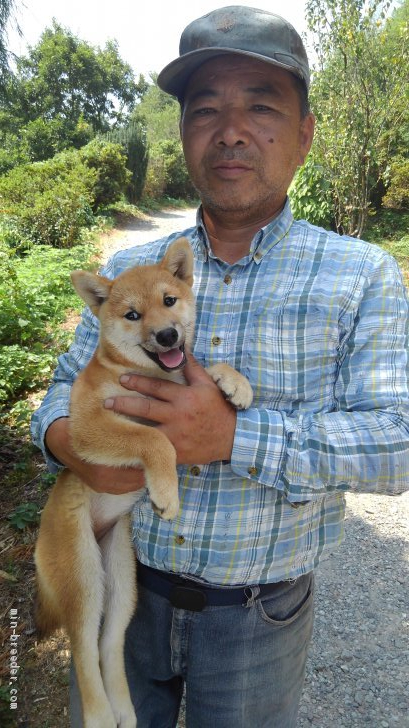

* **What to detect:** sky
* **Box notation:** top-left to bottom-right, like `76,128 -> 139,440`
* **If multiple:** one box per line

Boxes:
7,0 -> 309,79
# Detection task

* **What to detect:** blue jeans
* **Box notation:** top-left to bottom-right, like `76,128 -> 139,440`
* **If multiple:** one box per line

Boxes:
70,571 -> 314,727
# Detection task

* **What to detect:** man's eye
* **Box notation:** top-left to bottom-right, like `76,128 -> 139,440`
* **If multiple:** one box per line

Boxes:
164,296 -> 177,307
124,310 -> 141,321
252,105 -> 273,113
193,107 -> 216,115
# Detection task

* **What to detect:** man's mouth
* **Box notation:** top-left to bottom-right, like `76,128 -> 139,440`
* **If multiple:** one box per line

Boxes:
212,161 -> 252,178
142,344 -> 186,372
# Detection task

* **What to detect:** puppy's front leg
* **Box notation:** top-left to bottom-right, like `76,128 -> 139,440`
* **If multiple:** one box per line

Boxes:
207,363 -> 253,411
72,417 -> 180,520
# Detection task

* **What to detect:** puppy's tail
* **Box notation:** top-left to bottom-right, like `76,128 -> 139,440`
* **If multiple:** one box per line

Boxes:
34,577 -> 61,640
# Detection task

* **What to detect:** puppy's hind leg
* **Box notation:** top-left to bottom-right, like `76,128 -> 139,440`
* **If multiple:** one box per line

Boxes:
99,516 -> 137,728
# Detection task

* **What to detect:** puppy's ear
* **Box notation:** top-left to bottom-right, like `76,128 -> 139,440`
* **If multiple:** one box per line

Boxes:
161,237 -> 194,287
70,271 -> 112,315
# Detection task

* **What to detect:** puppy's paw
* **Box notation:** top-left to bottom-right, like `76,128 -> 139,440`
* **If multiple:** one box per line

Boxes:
207,364 -> 253,410
148,478 -> 180,520
114,705 -> 137,728
152,496 -> 179,521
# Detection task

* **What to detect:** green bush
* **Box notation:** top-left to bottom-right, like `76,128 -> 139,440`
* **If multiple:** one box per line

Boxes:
383,157 -> 409,210
106,121 -> 149,203
0,237 -> 94,404
22,117 -> 66,161
145,139 -> 195,200
79,138 -> 131,209
289,157 -> 332,228
0,131 -> 30,175
0,151 -> 96,247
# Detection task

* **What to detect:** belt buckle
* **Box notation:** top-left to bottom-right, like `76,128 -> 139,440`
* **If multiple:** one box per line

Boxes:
169,585 -> 207,612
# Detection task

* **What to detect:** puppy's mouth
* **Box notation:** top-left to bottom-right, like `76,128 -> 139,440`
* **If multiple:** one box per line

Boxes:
142,344 -> 186,372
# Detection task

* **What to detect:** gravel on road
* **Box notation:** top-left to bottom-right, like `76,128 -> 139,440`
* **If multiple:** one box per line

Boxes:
298,491 -> 409,728
99,206 -> 197,262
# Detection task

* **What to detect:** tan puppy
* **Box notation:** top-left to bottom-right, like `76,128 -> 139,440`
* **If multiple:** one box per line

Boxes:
34,238 -> 253,728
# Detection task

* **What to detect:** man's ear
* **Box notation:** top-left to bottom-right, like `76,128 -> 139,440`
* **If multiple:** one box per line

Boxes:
70,271 -> 112,315
298,112 -> 315,166
161,237 -> 194,287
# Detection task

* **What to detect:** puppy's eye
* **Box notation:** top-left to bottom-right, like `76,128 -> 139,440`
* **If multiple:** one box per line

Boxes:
124,310 -> 141,321
164,296 -> 177,307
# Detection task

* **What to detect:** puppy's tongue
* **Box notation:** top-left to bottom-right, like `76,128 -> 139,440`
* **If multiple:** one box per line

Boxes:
158,347 -> 184,369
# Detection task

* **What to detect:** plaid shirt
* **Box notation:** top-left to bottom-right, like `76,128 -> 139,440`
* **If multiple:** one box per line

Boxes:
31,201 -> 409,585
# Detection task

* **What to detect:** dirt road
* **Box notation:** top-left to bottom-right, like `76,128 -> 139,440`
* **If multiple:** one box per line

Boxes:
98,206 -> 197,262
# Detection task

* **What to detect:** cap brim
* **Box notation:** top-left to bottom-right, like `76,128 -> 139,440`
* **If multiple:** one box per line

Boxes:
157,47 -> 308,99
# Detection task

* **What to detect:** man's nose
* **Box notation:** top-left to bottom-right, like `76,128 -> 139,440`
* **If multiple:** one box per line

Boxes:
214,109 -> 249,147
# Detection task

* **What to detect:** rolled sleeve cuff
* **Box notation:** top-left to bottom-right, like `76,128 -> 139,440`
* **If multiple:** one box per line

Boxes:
31,406 -> 70,473
230,407 -> 287,487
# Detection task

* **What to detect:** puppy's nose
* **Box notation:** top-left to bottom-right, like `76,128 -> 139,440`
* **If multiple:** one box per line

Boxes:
156,327 -> 178,347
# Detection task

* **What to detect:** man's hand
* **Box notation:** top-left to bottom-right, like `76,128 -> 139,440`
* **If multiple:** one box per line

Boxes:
104,352 -> 237,465
45,417 -> 146,495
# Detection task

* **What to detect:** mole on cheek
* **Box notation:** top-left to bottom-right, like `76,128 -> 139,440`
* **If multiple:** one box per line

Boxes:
268,138 -> 274,143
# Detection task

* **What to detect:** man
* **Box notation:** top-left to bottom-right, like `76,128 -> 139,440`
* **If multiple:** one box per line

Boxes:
31,6 -> 409,727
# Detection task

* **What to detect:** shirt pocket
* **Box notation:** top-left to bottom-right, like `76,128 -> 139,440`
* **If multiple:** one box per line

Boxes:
245,302 -> 341,410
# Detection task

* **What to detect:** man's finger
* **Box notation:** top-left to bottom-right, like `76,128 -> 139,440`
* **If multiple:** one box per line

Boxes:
184,351 -> 213,385
119,373 -> 180,401
104,394 -> 170,422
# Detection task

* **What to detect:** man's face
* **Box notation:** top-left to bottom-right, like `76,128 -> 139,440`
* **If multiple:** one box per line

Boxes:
180,55 -> 314,221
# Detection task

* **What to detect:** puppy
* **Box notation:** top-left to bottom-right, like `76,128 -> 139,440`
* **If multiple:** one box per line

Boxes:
34,237 -> 253,728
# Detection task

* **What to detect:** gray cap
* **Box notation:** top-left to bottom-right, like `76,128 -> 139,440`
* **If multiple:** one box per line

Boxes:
157,5 -> 310,99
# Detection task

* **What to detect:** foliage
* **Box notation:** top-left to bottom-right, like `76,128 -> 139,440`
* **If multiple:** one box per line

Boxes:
306,0 -> 409,236
106,121 -> 149,202
79,137 -> 131,209
133,77 -> 181,145
0,138 -> 131,248
145,139 -> 195,200
365,209 -> 409,244
0,150 -> 96,247
0,127 -> 30,174
382,157 -> 409,210
289,156 -> 332,227
131,78 -> 193,200
21,116 -> 67,161
0,237 -> 95,404
7,502 -> 40,530
0,21 -> 148,157
0,0 -> 20,94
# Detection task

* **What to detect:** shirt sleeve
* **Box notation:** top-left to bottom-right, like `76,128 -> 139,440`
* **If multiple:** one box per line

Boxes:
30,305 -> 100,471
231,252 -> 409,501
30,252 -> 118,470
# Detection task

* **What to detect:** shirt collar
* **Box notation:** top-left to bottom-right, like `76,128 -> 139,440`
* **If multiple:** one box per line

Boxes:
192,199 -> 294,265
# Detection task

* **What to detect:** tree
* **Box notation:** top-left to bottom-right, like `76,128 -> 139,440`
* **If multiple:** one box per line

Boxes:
132,75 -> 180,145
0,0 -> 20,93
132,76 -> 194,199
2,21 -> 148,137
306,0 -> 408,236
106,121 -> 149,202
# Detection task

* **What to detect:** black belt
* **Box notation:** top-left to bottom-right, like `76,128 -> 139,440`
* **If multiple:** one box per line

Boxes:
137,561 -> 290,612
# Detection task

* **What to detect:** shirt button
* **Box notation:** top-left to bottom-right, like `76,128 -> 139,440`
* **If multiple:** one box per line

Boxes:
212,336 -> 222,346
175,535 -> 185,545
247,466 -> 258,476
223,274 -> 232,285
190,466 -> 201,476
254,252 -> 262,261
